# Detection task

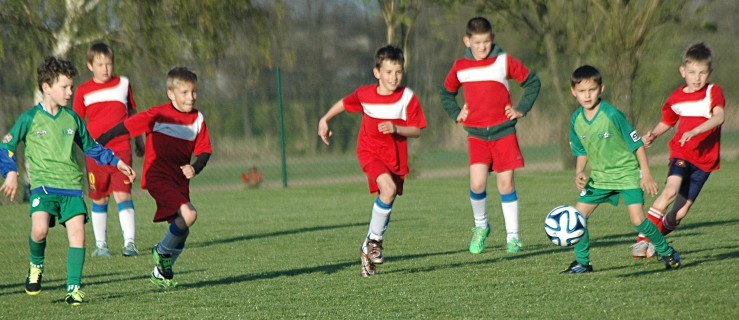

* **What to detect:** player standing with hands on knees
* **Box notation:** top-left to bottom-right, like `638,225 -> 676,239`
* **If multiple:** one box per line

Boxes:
318,45 -> 426,277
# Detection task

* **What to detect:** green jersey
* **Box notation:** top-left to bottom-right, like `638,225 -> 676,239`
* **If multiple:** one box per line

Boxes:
0,104 -> 119,194
569,100 -> 644,190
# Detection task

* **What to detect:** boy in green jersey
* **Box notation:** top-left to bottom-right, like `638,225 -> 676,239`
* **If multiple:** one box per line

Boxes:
562,65 -> 680,273
0,57 -> 136,305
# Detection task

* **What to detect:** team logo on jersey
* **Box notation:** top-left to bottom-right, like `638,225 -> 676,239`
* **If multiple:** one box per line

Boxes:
675,159 -> 686,167
629,130 -> 641,142
2,133 -> 11,143
64,128 -> 75,135
32,197 -> 41,208
601,131 -> 612,139
35,130 -> 47,136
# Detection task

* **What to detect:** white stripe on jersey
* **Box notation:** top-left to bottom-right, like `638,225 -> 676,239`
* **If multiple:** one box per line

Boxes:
83,77 -> 130,106
152,112 -> 204,141
456,53 -> 509,90
360,88 -> 414,120
670,84 -> 713,119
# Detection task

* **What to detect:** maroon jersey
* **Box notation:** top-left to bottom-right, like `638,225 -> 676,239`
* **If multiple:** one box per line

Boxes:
73,76 -> 136,152
343,85 -> 426,175
124,102 -> 212,188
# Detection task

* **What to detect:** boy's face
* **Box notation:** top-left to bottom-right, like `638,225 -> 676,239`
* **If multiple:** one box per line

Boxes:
43,75 -> 74,107
463,32 -> 494,60
167,80 -> 198,112
679,61 -> 711,93
571,79 -> 604,110
373,60 -> 403,95
88,54 -> 114,83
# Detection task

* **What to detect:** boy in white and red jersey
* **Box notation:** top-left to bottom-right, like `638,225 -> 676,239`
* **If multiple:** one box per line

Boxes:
631,42 -> 726,258
73,42 -> 144,257
439,17 -> 540,254
318,45 -> 426,277
98,67 -> 212,288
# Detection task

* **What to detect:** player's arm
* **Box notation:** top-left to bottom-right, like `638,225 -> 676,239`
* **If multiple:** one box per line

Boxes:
96,122 -> 129,146
515,71 -> 541,117
439,85 -> 462,121
377,122 -> 422,138
74,116 -> 135,182
643,122 -> 672,148
679,107 -> 724,146
574,155 -> 588,191
318,100 -> 346,145
635,146 -> 658,196
0,115 -> 30,201
181,153 -> 212,179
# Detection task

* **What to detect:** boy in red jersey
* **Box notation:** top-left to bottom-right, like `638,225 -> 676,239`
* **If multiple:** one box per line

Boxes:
318,45 -> 426,277
73,42 -> 145,257
631,42 -> 725,258
97,67 -> 212,288
439,17 -> 540,254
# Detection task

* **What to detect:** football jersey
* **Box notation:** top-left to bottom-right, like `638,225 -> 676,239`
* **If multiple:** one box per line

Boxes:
73,76 -> 137,152
661,84 -> 724,172
569,101 -> 644,190
443,52 -> 530,128
343,85 -> 426,175
0,105 -> 118,192
124,102 -> 212,189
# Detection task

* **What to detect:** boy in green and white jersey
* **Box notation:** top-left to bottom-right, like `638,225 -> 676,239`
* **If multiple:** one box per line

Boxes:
561,65 -> 680,273
0,56 -> 136,305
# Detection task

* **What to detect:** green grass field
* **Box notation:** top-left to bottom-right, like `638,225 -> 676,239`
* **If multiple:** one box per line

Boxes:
0,161 -> 737,319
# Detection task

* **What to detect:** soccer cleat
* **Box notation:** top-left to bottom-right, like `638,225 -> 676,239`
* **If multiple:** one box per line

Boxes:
151,246 -> 174,279
64,287 -> 85,306
631,240 -> 649,259
359,247 -> 376,278
150,270 -> 178,288
24,265 -> 43,295
506,238 -> 522,253
561,261 -> 593,274
365,239 -> 384,264
661,248 -> 681,270
469,225 -> 490,254
122,242 -> 139,256
646,242 -> 656,259
92,243 -> 112,257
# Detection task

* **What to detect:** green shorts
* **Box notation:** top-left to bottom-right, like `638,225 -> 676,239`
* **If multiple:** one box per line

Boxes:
577,183 -> 644,206
28,193 -> 88,226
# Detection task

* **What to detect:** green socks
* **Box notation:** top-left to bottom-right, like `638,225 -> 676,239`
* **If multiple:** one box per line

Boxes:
634,219 -> 673,256
67,247 -> 86,288
29,237 -> 46,267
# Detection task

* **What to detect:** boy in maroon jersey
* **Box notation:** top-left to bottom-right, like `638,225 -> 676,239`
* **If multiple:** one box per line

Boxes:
97,67 -> 212,287
73,42 -> 144,257
439,17 -> 540,254
318,45 -> 426,277
631,42 -> 725,258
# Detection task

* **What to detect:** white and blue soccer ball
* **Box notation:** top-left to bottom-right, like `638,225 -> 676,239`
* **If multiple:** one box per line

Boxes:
544,205 -> 586,246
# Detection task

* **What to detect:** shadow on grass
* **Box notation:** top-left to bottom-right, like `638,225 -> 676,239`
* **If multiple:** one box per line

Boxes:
188,221 -> 368,249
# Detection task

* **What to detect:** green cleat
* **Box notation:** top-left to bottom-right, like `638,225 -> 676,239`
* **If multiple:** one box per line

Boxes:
150,271 -> 178,288
65,287 -> 85,306
151,246 -> 174,279
469,225 -> 490,254
24,264 -> 43,295
506,238 -> 522,253
122,242 -> 139,256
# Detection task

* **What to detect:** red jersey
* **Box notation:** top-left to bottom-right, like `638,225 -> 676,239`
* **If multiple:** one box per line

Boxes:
443,53 -> 530,128
124,102 -> 212,188
661,84 -> 725,172
343,85 -> 426,175
73,76 -> 136,152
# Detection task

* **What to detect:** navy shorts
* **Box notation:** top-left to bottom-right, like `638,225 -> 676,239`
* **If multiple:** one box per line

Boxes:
667,158 -> 711,201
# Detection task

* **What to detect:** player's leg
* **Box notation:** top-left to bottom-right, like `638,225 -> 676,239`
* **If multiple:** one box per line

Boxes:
562,202 -> 597,273
624,190 -> 680,270
26,210 -> 52,295
633,175 -> 682,257
64,214 -> 87,305
112,191 -> 137,256
496,169 -> 521,253
90,196 -> 111,257
663,165 -> 710,236
469,163 -> 490,254
363,173 -> 397,265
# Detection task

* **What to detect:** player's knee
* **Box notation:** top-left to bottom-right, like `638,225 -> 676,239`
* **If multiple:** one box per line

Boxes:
180,209 -> 198,227
30,227 -> 48,242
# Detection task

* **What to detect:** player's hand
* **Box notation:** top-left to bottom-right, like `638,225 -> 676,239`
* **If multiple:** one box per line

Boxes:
0,171 -> 19,202
575,171 -> 588,191
116,161 -> 136,183
641,174 -> 658,196
134,137 -> 145,157
456,104 -> 469,123
505,105 -> 524,120
642,131 -> 655,148
318,118 -> 332,145
679,129 -> 699,147
181,164 -> 196,179
378,121 -> 396,135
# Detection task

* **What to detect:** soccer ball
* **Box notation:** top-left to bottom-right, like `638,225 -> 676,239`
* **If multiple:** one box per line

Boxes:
544,205 -> 586,246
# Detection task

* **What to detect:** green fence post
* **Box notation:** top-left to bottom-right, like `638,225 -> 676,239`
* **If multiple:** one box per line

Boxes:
277,67 -> 288,188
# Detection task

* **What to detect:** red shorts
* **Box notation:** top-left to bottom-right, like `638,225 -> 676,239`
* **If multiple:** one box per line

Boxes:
468,134 -> 525,172
146,178 -> 190,223
86,149 -> 133,199
362,160 -> 405,195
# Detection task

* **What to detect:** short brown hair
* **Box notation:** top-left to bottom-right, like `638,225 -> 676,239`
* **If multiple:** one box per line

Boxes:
571,65 -> 602,87
37,56 -> 77,92
466,17 -> 493,37
683,42 -> 712,68
166,67 -> 198,90
87,42 -> 114,64
374,44 -> 404,70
